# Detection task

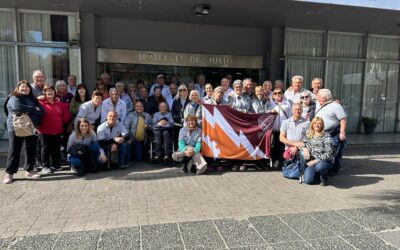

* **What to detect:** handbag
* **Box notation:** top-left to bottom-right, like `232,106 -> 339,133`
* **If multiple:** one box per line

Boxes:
282,155 -> 305,179
12,112 -> 36,137
68,144 -> 89,157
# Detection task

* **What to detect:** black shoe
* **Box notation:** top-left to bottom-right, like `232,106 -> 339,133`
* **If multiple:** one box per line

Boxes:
181,165 -> 188,173
320,178 -> 328,186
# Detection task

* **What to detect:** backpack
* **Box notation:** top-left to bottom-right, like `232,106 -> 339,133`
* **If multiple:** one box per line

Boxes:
12,112 -> 36,137
282,154 -> 305,179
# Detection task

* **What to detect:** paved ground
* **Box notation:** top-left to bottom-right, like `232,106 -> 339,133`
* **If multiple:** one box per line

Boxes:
0,144 -> 399,249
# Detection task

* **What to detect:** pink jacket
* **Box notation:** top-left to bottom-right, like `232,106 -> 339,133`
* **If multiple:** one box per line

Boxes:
38,98 -> 71,135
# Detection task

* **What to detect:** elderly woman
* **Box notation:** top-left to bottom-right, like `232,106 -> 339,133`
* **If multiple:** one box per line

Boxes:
228,80 -> 251,113
38,85 -> 70,174
3,80 -> 44,184
205,86 -> 228,105
269,87 -> 291,168
173,115 -> 207,175
67,118 -> 107,176
301,117 -> 334,186
171,84 -> 189,126
251,86 -> 271,113
56,80 -> 73,104
300,90 -> 316,121
183,90 -> 202,128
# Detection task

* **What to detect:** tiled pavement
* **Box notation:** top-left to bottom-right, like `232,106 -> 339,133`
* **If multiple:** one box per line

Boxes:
0,144 -> 400,249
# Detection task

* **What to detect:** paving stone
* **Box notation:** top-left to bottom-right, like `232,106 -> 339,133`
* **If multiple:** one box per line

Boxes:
308,237 -> 355,250
97,227 -> 140,250
213,219 -> 266,249
270,241 -> 311,250
309,211 -> 367,236
9,234 -> 58,250
230,245 -> 271,250
338,207 -> 398,231
279,213 -> 335,240
53,230 -> 100,250
0,237 -> 13,249
344,233 -> 398,250
375,231 -> 400,248
178,220 -> 226,250
248,216 -> 301,243
141,223 -> 183,250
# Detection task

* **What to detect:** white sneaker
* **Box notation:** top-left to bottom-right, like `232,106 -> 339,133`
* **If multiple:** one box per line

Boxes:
25,171 -> 41,179
3,174 -> 13,184
70,167 -> 78,174
40,167 -> 53,174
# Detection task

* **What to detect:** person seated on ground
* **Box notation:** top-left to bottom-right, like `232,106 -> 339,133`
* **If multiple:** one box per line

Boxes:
269,87 -> 291,168
97,111 -> 130,170
67,118 -> 107,176
315,88 -> 347,175
75,90 -> 103,129
152,101 -> 174,161
124,101 -> 152,161
301,117 -> 334,186
251,86 -> 272,113
279,103 -> 310,161
183,90 -> 202,128
299,90 -> 316,121
172,115 -> 207,175
202,83 -> 213,103
228,80 -> 251,113
205,86 -> 228,105
100,88 -> 127,123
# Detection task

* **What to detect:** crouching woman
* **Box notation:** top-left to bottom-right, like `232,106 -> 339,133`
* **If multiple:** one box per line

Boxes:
67,118 -> 107,176
173,115 -> 207,175
302,117 -> 334,186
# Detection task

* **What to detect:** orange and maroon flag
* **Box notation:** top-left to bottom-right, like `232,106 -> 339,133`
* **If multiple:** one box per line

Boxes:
201,103 -> 276,160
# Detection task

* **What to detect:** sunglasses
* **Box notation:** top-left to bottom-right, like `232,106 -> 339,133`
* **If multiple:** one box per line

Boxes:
273,92 -> 282,95
300,96 -> 310,99
179,89 -> 187,92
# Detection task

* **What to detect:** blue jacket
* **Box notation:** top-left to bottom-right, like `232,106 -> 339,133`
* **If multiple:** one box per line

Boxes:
6,95 -> 44,132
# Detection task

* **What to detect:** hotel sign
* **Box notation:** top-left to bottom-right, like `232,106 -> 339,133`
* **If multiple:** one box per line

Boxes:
98,48 -> 263,69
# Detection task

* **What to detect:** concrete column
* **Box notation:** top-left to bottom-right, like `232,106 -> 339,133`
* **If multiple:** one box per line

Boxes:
80,13 -> 97,91
267,27 -> 285,82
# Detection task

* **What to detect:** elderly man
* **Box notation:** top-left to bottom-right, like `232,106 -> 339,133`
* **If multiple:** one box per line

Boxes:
97,111 -> 129,170
310,77 -> 323,101
194,74 -> 206,97
242,78 -> 254,99
75,91 -> 103,128
202,83 -> 213,102
152,101 -> 174,161
262,80 -> 273,101
205,86 -> 228,105
101,72 -> 113,90
274,79 -> 284,90
284,75 -> 306,105
280,103 -> 310,160
173,115 -> 207,175
67,75 -> 77,96
149,74 -> 173,109
221,77 -> 233,102
315,88 -> 347,174
124,101 -> 152,161
169,82 -> 178,98
115,81 -> 133,112
31,70 -> 45,97
101,88 -> 127,123
228,80 -> 251,113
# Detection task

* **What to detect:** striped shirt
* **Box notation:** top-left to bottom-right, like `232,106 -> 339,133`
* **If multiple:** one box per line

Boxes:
304,132 -> 334,162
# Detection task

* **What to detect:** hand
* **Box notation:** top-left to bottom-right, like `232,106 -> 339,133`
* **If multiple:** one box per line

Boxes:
111,144 -> 118,152
35,107 -> 41,111
184,150 -> 194,157
339,133 -> 346,141
306,160 -> 318,167
99,153 -> 107,163
37,95 -> 45,100
289,146 -> 298,156
114,137 -> 124,144
295,142 -> 304,148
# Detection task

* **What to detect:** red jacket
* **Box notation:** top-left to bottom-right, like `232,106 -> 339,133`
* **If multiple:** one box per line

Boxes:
38,98 -> 71,135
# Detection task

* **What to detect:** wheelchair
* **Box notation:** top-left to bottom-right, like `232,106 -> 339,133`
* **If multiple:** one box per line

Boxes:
148,126 -> 176,164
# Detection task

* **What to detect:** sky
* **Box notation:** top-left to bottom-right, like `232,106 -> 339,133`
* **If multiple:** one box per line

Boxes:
293,0 -> 400,11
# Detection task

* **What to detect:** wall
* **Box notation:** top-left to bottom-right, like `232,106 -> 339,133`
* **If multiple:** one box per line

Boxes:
80,13 -> 97,90
95,17 -> 268,56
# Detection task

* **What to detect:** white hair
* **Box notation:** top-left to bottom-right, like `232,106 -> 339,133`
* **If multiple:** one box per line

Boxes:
189,90 -> 200,101
291,75 -> 303,82
109,87 -> 117,95
318,88 -> 332,100
55,80 -> 67,89
32,70 -> 44,78
115,81 -> 125,87
232,80 -> 242,88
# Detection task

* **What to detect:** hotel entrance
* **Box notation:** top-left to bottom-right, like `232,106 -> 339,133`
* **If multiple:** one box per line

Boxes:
97,49 -> 264,87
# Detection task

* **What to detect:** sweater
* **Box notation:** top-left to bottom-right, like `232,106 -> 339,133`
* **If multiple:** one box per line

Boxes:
38,98 -> 71,135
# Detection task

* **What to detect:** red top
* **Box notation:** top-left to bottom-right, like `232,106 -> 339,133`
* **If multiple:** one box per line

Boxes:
38,98 -> 71,135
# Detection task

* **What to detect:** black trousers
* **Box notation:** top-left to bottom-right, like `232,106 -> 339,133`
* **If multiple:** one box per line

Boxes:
38,134 -> 62,168
5,132 -> 37,174
270,131 -> 284,163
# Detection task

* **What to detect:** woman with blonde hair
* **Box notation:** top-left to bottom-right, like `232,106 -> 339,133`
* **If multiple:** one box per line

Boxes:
302,117 -> 334,186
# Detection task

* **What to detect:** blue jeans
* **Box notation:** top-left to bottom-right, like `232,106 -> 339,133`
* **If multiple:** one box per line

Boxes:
68,143 -> 100,176
103,142 -> 128,167
133,141 -> 144,161
303,161 -> 333,184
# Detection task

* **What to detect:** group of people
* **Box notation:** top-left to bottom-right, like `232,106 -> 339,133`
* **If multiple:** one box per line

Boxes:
3,70 -> 347,186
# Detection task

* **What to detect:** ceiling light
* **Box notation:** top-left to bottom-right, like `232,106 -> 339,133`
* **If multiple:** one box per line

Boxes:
194,4 -> 210,17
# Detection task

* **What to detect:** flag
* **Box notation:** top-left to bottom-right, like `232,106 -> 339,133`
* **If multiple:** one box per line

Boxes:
201,103 -> 276,160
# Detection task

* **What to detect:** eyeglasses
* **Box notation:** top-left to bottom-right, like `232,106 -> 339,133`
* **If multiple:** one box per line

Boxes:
273,92 -> 282,95
235,86 -> 243,88
300,96 -> 310,99
179,89 -> 187,92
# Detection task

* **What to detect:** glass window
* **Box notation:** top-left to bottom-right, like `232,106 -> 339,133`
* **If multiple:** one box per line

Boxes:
326,60 -> 363,132
285,30 -> 324,57
286,59 -> 324,88
328,33 -> 363,58
0,10 -> 14,41
367,36 -> 400,60
363,63 -> 399,132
